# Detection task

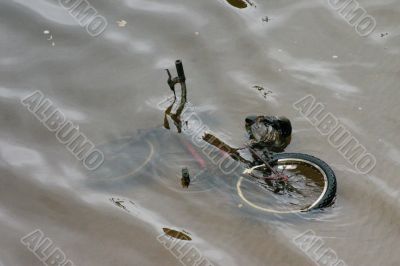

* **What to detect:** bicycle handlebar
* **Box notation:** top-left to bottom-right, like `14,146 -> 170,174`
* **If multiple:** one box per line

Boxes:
175,60 -> 186,82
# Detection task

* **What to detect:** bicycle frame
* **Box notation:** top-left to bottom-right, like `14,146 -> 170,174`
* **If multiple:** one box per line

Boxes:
164,60 -> 287,181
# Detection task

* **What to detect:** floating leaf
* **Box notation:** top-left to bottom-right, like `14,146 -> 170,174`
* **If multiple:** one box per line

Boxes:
226,0 -> 247,9
162,228 -> 192,241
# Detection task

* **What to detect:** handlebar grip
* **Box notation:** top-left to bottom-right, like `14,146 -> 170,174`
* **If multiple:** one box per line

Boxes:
175,60 -> 186,82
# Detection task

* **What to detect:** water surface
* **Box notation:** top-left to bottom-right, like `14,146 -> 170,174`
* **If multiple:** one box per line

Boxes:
1,0 -> 400,265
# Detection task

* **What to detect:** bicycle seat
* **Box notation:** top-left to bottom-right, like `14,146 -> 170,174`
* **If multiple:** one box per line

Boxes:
245,115 -> 292,152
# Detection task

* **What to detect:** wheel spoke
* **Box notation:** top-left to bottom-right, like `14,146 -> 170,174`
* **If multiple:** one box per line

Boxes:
243,157 -> 329,212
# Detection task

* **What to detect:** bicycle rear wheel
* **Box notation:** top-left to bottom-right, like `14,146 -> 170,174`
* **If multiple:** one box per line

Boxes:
239,153 -> 336,213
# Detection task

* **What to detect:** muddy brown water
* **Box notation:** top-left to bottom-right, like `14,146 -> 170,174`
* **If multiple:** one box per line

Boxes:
1,0 -> 400,265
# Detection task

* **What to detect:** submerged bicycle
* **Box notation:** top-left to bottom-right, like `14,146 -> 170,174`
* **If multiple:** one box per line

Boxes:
165,60 -> 337,212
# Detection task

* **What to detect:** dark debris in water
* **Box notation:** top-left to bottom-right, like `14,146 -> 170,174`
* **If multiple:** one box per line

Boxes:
262,16 -> 270,23
110,198 -> 135,213
253,85 -> 273,99
225,0 -> 256,9
181,167 -> 190,188
162,228 -> 192,241
226,0 -> 247,9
